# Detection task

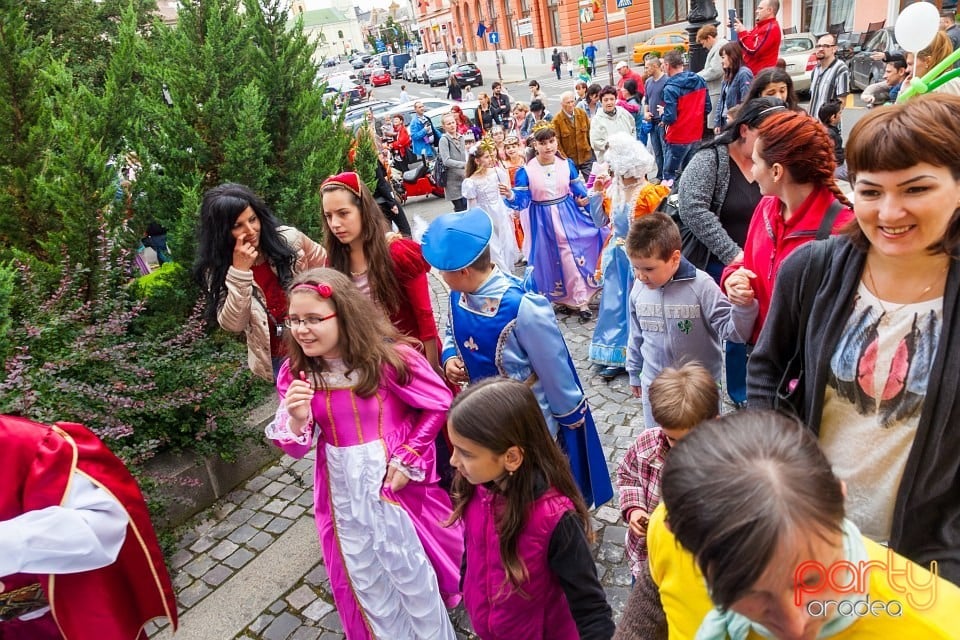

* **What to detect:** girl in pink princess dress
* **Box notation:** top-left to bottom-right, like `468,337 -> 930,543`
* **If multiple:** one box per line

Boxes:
265,267 -> 462,639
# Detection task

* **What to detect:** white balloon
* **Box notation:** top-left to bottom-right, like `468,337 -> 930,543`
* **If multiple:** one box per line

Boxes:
895,1 -> 941,52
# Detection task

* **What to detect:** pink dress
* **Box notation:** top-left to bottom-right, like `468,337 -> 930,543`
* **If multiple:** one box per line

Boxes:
267,345 -> 462,639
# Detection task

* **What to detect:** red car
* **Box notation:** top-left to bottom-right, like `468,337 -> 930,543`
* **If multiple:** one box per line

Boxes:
370,68 -> 392,87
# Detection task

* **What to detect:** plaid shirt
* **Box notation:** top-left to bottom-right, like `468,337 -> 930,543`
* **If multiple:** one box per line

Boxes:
616,428 -> 670,577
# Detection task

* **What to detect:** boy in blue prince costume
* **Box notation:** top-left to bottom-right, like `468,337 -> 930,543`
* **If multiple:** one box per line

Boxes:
421,208 -> 613,508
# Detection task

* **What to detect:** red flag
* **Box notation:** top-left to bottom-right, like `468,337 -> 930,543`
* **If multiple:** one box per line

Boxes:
593,0 -> 602,13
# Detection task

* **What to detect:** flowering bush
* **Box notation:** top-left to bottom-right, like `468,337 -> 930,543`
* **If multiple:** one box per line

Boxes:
0,218 -> 272,468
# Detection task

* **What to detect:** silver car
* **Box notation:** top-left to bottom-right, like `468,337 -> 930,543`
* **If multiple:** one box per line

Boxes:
780,32 -> 816,94
426,62 -> 451,87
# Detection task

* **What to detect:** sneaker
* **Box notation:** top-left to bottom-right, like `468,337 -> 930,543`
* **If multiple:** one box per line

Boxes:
577,309 -> 594,323
554,304 -> 574,315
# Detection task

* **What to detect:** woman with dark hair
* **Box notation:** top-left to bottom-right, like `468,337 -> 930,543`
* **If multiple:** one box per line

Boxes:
677,97 -> 785,407
615,410 -> 960,639
502,123 -> 607,321
749,94 -> 960,586
714,42 -> 754,132
723,109 -> 854,343
745,66 -> 800,111
195,183 -> 326,380
319,171 -> 440,371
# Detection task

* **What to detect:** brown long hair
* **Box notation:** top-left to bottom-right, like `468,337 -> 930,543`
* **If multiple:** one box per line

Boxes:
283,268 -> 413,397
756,110 -> 851,208
719,42 -> 744,82
662,410 -> 844,610
446,378 -> 592,588
320,180 -> 402,315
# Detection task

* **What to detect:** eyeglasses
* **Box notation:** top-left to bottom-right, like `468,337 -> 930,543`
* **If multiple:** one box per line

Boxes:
284,313 -> 337,329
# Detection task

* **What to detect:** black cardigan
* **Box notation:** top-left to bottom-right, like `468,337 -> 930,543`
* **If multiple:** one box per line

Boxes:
749,236 -> 960,585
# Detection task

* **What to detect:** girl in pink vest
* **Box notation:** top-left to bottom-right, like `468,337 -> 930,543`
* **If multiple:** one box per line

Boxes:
447,377 -> 615,640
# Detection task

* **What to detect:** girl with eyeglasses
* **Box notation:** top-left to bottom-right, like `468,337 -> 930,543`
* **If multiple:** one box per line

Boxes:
267,268 -> 463,639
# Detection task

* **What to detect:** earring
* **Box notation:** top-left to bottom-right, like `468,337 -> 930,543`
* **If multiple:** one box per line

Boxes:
508,470 -> 514,476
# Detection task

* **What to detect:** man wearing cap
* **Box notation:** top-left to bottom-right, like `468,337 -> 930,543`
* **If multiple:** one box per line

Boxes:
616,61 -> 645,101
0,415 -> 178,639
420,208 -> 613,510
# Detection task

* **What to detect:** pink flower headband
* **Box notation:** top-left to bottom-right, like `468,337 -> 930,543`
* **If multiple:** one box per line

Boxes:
292,282 -> 333,298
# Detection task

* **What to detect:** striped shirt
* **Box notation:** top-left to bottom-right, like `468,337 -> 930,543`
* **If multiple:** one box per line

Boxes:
809,58 -> 850,121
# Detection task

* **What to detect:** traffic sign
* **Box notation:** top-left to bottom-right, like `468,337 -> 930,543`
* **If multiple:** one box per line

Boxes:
517,17 -> 533,36
488,31 -> 499,44
375,39 -> 385,52
616,0 -> 633,7
580,7 -> 593,22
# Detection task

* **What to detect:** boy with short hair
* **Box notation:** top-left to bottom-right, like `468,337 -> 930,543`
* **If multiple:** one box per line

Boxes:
625,212 -> 757,428
421,207 -> 613,508
616,362 -> 719,577
818,101 -> 846,180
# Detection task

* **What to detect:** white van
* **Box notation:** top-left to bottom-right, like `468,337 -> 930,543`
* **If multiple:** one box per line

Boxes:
414,51 -> 450,83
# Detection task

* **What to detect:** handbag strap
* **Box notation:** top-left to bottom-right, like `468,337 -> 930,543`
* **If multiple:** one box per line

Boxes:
782,237 -> 833,391
816,199 -> 845,240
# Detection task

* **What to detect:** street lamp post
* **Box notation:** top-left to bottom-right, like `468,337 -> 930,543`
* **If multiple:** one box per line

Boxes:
687,0 -> 718,72
601,0 -> 615,85
486,0 -> 502,80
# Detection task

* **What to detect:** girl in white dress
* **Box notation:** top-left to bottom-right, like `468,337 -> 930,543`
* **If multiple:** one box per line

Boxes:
462,138 -> 521,272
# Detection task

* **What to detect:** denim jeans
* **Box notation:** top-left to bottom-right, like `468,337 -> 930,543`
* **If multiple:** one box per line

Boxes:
663,142 -> 696,182
649,124 -> 666,180
706,258 -> 748,405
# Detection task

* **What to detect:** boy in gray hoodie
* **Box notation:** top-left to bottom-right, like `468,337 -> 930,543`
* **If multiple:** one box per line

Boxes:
625,213 -> 757,428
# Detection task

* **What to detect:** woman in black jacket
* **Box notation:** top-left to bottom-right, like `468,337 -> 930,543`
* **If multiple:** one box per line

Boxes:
749,94 -> 960,586
446,73 -> 462,102
474,92 -> 498,135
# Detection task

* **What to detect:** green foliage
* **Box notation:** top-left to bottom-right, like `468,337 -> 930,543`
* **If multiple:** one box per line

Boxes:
0,0 -> 360,475
0,224 -> 273,465
353,126 -> 379,194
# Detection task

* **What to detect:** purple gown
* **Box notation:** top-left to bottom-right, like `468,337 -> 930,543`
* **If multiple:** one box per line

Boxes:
506,157 -> 607,308
267,345 -> 462,639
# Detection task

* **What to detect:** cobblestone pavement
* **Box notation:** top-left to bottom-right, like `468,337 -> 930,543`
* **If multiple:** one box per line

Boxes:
150,267 -> 641,640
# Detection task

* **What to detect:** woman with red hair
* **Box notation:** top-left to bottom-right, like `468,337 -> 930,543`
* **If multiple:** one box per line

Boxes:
722,109 -> 854,342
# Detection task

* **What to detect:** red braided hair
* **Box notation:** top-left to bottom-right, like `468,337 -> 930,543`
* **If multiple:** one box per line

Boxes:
756,110 -> 851,208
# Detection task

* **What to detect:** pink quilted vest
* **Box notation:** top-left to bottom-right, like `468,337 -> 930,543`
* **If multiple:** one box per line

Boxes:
462,484 -> 580,640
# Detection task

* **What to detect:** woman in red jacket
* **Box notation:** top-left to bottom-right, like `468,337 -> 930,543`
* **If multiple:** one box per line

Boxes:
722,109 -> 853,343
390,114 -> 412,163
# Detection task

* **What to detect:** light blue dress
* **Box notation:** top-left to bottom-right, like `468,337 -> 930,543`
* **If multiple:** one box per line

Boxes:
587,193 -> 635,367
440,268 -> 613,509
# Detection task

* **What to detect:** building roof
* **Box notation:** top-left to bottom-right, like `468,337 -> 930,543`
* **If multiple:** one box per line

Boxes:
292,7 -> 351,28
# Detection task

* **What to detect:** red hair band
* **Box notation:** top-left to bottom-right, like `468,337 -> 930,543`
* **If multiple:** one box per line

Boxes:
292,282 -> 333,298
321,172 -> 361,198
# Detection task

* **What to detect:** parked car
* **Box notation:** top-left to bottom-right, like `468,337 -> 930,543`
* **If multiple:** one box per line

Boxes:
450,63 -> 483,88
323,81 -> 363,106
780,32 -> 816,94
384,99 -> 457,128
426,61 -> 451,86
350,57 -> 366,69
632,31 -> 689,64
370,67 -> 392,87
358,63 -> 380,84
848,27 -> 900,90
323,58 -> 338,68
426,100 -> 480,134
390,53 -> 412,78
342,99 -> 399,129
403,61 -> 418,82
